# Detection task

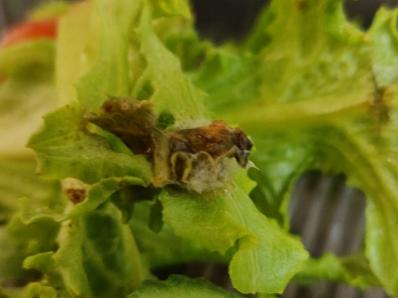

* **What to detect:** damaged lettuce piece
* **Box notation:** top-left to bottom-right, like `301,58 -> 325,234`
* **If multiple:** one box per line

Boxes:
128,275 -> 242,298
29,0 -> 307,295
24,0 -> 398,296
58,177 -> 147,226
161,175 -> 308,294
88,98 -> 252,193
25,202 -> 148,298
64,176 -> 146,219
87,98 -> 156,155
28,105 -> 152,184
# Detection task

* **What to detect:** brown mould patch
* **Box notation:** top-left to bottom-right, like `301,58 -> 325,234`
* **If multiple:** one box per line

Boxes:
369,77 -> 391,132
62,178 -> 87,204
88,98 -> 253,193
87,98 -> 156,155
168,120 -> 252,167
65,188 -> 86,204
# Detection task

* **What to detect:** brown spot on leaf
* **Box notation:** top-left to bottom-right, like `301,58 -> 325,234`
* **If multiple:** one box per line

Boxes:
65,188 -> 86,204
369,76 -> 391,133
87,98 -> 156,155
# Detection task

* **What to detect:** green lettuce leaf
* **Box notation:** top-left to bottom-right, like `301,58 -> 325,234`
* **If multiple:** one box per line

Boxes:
55,1 -> 96,105
130,201 -> 225,269
294,254 -> 380,289
128,275 -> 242,298
25,202 -> 148,298
28,0 -> 311,295
136,8 -> 207,122
0,286 -> 22,298
22,283 -> 57,298
187,0 -> 398,295
161,175 -> 308,294
0,158 -> 62,290
0,40 -> 54,78
314,8 -> 398,296
248,135 -> 313,228
0,76 -> 56,158
204,1 -> 398,296
76,0 -> 142,109
23,0 -> 398,296
65,176 -> 146,219
30,1 -> 70,21
0,209 -> 59,290
133,8 -> 309,294
0,159 -> 60,222
28,105 -> 152,184
191,47 -> 259,116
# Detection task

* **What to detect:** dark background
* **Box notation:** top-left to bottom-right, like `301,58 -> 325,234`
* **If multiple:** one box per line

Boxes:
193,0 -> 398,41
2,0 -> 398,39
1,1 -> 397,297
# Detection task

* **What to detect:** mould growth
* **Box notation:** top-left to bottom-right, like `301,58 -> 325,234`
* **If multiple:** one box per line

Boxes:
62,178 -> 87,204
88,98 -> 253,193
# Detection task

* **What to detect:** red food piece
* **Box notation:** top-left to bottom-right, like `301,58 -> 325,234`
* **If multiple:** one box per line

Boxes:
0,19 -> 57,48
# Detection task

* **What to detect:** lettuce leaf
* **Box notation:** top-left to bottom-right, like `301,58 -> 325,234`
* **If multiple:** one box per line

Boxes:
0,158 -> 62,290
26,0 -> 310,296
15,0 -> 398,296
128,275 -> 242,298
28,105 -> 152,184
136,9 -> 206,122
0,206 -> 60,291
22,283 -> 58,298
0,40 -> 54,78
184,0 -> 398,295
294,253 -> 380,288
0,159 -> 60,221
161,175 -> 308,294
0,72 -> 56,158
55,1 -> 96,105
130,202 -> 224,268
194,1 -> 398,296
65,176 -> 146,219
76,0 -> 142,109
25,202 -> 148,298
